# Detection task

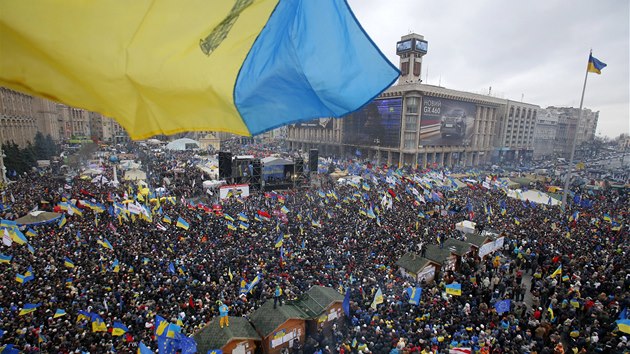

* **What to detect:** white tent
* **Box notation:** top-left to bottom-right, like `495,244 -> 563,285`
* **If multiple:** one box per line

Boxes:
165,138 -> 200,151
124,168 -> 147,181
506,189 -> 561,206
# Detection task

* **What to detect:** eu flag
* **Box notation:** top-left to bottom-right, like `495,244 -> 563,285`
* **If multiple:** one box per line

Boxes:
494,299 -> 511,314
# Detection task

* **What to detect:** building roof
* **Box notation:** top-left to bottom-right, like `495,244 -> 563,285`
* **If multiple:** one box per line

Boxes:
424,245 -> 453,264
395,252 -> 432,273
444,238 -> 472,256
383,83 -> 507,106
249,286 -> 343,337
464,233 -> 491,247
291,285 -> 343,319
249,300 -> 309,337
193,316 -> 260,353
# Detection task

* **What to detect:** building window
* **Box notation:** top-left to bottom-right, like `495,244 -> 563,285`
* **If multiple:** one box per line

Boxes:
405,115 -> 417,131
406,97 -> 419,114
401,62 -> 409,76
413,61 -> 421,76
404,132 -> 415,149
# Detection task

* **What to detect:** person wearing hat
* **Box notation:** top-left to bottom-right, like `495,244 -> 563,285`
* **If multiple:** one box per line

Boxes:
218,301 -> 229,328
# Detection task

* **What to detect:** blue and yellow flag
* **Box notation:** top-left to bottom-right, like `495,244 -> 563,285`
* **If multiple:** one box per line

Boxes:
445,283 -> 462,296
138,342 -> 154,354
162,215 -> 172,224
54,309 -> 67,318
406,287 -> 422,305
19,303 -> 40,316
112,321 -> 129,336
549,264 -> 562,279
0,253 -> 12,264
25,228 -> 37,237
97,238 -> 114,250
0,0 -> 397,139
64,257 -> 75,268
275,234 -> 284,248
91,313 -> 107,332
237,212 -> 249,222
176,217 -> 190,230
587,53 -> 607,74
57,214 -> 67,228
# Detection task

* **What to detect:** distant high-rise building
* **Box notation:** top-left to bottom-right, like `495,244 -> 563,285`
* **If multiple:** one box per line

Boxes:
0,87 -> 39,147
546,106 -> 599,158
495,100 -> 540,163
533,109 -> 559,160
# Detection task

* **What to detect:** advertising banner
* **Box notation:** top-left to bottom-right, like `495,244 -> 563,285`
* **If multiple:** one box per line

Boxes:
342,98 -> 402,148
420,96 -> 476,146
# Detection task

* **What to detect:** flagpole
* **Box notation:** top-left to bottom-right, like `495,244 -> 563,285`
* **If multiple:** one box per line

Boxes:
561,52 -> 591,211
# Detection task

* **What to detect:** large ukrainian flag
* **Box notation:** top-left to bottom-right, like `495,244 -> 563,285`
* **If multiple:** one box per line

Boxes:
0,0 -> 398,139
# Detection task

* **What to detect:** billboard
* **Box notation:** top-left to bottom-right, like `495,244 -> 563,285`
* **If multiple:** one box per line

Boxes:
414,40 -> 428,53
396,39 -> 413,54
342,98 -> 402,148
420,96 -> 477,146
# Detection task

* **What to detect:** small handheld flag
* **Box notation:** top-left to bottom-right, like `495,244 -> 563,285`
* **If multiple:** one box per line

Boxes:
445,283 -> 462,296
176,217 -> 190,230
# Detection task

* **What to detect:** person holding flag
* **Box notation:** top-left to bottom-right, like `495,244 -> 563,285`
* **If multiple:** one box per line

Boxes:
218,301 -> 229,329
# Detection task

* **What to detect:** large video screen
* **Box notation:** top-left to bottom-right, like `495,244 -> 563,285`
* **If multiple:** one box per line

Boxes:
342,98 -> 402,148
420,96 -> 477,146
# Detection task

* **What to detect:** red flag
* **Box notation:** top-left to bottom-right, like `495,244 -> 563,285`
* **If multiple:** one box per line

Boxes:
189,296 -> 195,309
387,189 -> 396,198
257,210 -> 271,219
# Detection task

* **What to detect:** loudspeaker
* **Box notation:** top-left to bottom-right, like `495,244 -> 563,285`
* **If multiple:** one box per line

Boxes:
309,149 -> 318,173
218,151 -> 232,179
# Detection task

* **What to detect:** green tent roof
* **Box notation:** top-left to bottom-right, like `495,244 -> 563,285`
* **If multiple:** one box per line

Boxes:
193,316 -> 260,353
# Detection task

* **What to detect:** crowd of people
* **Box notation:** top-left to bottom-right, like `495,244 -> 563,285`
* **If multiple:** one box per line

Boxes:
0,144 -> 628,354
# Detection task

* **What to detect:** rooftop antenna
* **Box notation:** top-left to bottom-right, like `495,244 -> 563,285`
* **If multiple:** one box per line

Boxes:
438,75 -> 441,87
521,93 -> 524,102
425,64 -> 429,84
488,86 -> 492,96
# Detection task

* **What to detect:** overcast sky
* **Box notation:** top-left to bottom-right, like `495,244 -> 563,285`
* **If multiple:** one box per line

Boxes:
348,0 -> 629,139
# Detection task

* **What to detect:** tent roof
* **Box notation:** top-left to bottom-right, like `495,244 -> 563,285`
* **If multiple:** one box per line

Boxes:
261,156 -> 294,166
165,138 -> 199,151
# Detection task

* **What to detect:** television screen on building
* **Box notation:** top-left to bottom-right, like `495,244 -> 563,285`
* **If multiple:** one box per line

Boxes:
342,98 -> 402,148
420,96 -> 477,146
396,39 -> 413,54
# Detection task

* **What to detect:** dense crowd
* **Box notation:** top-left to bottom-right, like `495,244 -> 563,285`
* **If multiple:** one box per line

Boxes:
0,146 -> 628,354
